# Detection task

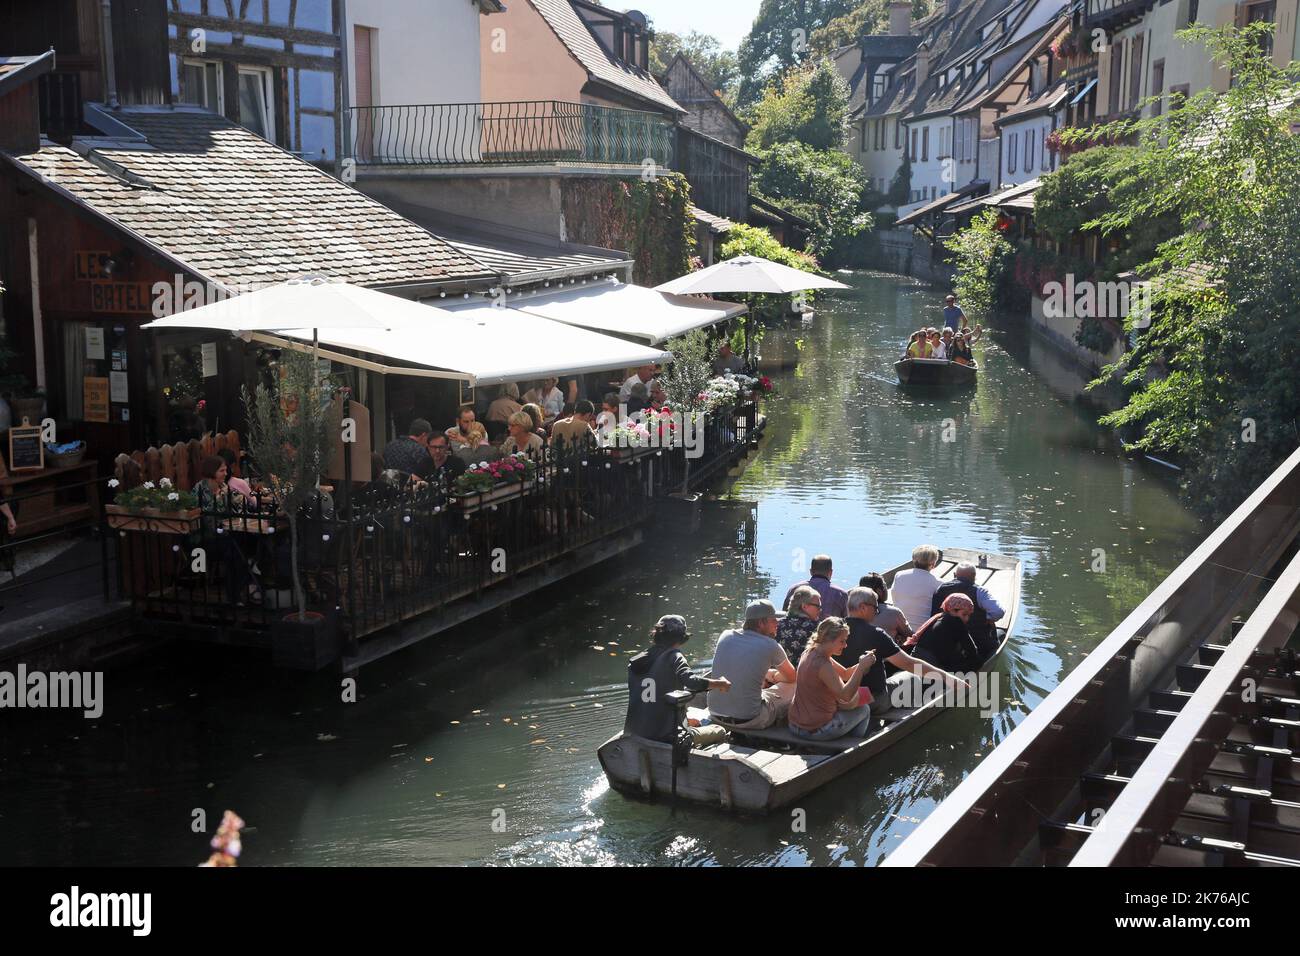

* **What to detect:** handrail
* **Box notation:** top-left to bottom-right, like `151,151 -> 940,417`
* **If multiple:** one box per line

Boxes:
347,100 -> 675,168
884,443 -> 1300,867
1070,544 -> 1300,866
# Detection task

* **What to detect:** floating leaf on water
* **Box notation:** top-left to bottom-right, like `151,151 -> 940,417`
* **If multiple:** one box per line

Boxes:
316,733 -> 337,742
450,720 -> 460,725
531,739 -> 546,745
592,645 -> 605,651
497,783 -> 506,789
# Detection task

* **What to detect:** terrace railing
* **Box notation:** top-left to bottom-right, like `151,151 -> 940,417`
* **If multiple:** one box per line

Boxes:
348,100 -> 675,169
109,403 -> 758,660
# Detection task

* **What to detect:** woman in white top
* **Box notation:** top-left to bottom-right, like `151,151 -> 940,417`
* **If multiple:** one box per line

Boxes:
524,377 -> 565,419
889,544 -> 944,630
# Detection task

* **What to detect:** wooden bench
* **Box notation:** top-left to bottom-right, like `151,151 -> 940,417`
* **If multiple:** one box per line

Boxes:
113,430 -> 243,492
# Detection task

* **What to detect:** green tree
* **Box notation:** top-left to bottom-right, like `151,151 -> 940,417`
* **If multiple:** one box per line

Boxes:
650,30 -> 741,101
1069,24 -> 1300,523
718,223 -> 827,349
809,0 -> 934,56
746,58 -> 852,151
943,208 -> 1014,319
752,141 -> 871,262
736,0 -> 858,109
242,348 -> 341,622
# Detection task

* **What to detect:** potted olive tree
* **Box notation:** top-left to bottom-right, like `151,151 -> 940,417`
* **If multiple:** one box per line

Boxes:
242,348 -> 342,669
659,328 -> 716,501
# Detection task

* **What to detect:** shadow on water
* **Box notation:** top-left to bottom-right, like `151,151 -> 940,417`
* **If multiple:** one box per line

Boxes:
0,271 -> 1204,867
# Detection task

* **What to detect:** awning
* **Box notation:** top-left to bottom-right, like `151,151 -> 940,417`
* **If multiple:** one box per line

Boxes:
947,178 -> 1041,215
508,281 -> 747,346
1070,77 -> 1098,106
270,299 -> 671,386
895,179 -> 988,226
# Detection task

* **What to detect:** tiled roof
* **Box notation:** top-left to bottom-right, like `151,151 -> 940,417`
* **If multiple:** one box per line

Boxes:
0,51 -> 55,96
689,205 -> 735,234
531,0 -> 684,114
5,108 -> 493,289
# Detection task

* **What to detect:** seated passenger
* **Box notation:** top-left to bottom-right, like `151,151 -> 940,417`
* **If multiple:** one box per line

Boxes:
595,393 -> 619,444
935,327 -> 954,360
549,400 -> 598,451
788,618 -> 877,741
858,573 -> 912,643
486,383 -> 523,424
776,585 -> 821,665
501,411 -> 545,458
446,406 -> 479,449
843,586 -> 970,714
931,561 -> 1004,660
910,593 -> 982,672
889,544 -> 944,632
707,599 -> 796,730
949,332 -> 974,365
927,329 -> 943,357
520,402 -> 547,436
624,615 -> 731,743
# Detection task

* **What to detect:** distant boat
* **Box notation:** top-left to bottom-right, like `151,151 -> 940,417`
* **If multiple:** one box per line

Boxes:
895,357 -> 978,387
597,547 -> 1021,814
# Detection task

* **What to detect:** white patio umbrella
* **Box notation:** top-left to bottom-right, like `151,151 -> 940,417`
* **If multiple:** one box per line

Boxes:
654,255 -> 850,295
142,275 -> 412,361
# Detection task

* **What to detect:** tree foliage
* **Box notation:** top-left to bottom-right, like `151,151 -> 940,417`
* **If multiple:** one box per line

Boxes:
809,0 -> 935,56
736,0 -> 858,109
650,30 -> 741,101
943,208 -> 1014,319
752,141 -> 871,262
242,348 -> 341,620
1068,24 -> 1300,523
745,58 -> 852,151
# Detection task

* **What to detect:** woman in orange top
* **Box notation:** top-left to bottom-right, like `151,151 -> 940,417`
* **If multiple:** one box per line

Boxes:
787,618 -> 877,741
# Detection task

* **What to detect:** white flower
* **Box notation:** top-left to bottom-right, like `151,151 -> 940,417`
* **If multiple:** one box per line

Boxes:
478,461 -> 489,469
108,478 -> 120,489
167,492 -> 179,501
143,481 -> 156,490
160,477 -> 173,488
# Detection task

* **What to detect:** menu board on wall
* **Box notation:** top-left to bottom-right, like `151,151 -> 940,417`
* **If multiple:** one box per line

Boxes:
84,326 -> 105,360
83,377 -> 110,423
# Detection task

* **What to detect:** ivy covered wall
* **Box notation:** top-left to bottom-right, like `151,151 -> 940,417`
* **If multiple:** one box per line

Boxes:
560,175 -> 695,286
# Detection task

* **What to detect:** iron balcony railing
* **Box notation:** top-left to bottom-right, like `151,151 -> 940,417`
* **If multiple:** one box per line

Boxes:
347,100 -> 675,168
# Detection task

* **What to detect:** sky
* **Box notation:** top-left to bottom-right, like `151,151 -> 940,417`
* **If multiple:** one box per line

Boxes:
626,0 -> 765,52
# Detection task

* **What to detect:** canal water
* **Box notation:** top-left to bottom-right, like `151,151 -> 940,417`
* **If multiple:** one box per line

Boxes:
0,271 -> 1204,867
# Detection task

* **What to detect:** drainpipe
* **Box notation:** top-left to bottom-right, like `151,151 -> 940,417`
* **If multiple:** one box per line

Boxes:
337,0 -> 351,176
99,0 -> 120,109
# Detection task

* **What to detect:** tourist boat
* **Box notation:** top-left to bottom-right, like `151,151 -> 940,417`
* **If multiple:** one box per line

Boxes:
894,357 -> 978,387
597,547 -> 1021,814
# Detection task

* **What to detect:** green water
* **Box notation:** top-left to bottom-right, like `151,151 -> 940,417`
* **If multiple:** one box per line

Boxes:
0,271 -> 1203,866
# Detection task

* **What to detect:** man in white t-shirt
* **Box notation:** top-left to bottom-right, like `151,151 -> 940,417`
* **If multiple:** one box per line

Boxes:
889,544 -> 944,629
619,364 -> 659,404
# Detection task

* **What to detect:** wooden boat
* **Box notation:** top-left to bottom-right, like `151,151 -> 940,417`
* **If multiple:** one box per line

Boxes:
894,357 -> 978,387
597,547 -> 1021,813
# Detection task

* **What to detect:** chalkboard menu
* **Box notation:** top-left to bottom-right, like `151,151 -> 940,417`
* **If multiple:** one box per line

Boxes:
9,424 -> 44,472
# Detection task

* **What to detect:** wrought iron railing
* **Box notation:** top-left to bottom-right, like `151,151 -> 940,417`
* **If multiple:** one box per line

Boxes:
110,404 -> 760,659
347,100 -> 675,168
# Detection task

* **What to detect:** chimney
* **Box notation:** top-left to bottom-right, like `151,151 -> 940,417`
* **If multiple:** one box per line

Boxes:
889,1 -> 912,36
914,44 -> 931,86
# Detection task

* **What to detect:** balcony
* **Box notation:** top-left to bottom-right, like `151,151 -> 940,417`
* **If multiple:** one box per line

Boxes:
347,100 -> 675,171
1085,0 -> 1156,30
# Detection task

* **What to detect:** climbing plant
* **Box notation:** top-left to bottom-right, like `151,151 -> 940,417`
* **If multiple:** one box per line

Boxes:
560,175 -> 695,286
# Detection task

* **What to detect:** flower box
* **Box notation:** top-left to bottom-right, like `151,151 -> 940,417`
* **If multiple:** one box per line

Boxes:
448,479 -> 537,513
105,503 -> 201,534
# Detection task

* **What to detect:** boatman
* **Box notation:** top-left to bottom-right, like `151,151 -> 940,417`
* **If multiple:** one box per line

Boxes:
625,615 -> 731,743
942,294 -> 967,332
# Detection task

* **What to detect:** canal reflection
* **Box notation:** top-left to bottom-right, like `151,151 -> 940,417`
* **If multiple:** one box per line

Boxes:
0,271 -> 1203,867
